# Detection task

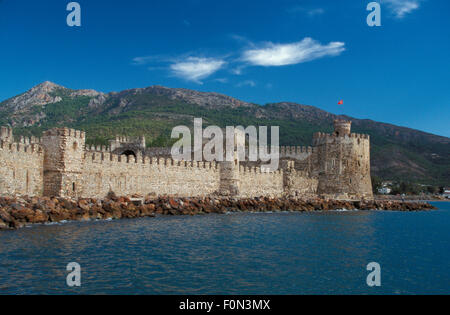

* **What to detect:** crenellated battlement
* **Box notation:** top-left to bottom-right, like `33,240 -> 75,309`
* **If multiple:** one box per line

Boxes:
83,150 -> 219,170
312,132 -> 370,146
291,169 -> 310,177
0,126 -> 13,143
0,127 -> 42,146
280,146 -> 315,156
112,135 -> 144,143
18,136 -> 42,145
313,131 -> 369,139
42,127 -> 86,139
85,144 -> 111,153
67,128 -> 86,139
333,119 -> 352,136
238,165 -> 283,174
0,128 -> 44,196
0,139 -> 43,155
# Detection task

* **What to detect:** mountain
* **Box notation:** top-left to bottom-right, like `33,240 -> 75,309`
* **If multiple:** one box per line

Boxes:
1,82 -> 449,186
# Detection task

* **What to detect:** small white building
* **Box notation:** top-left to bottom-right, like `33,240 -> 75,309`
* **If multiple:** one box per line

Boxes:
443,188 -> 450,199
378,187 -> 392,195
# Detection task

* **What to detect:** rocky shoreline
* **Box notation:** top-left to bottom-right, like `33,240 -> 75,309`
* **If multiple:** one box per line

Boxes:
0,195 -> 437,230
375,194 -> 449,202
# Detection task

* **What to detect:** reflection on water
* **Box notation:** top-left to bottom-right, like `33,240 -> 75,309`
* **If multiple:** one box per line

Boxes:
0,203 -> 449,294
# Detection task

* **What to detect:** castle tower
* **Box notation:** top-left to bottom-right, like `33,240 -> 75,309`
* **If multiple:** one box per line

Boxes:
333,120 -> 351,137
218,128 -> 248,196
218,150 -> 240,196
312,120 -> 373,200
42,128 -> 85,198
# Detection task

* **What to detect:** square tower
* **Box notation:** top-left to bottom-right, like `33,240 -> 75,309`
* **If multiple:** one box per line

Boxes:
42,128 -> 85,197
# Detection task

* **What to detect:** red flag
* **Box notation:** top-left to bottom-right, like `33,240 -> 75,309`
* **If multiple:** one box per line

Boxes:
338,100 -> 344,105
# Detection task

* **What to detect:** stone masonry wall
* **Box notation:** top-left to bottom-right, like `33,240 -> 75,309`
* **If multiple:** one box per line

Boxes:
0,140 -> 43,196
284,170 -> 319,197
313,131 -> 373,200
42,128 -> 85,198
238,166 -> 285,198
81,153 -> 220,198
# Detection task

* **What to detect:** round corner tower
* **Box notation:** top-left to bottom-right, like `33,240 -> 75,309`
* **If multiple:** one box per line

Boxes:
314,120 -> 373,200
333,120 -> 352,137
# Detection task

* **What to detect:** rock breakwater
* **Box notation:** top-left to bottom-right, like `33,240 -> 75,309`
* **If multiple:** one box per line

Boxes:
0,196 -> 437,230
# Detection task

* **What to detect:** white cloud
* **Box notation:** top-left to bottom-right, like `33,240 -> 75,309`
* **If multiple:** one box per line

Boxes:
242,38 -> 345,67
170,57 -> 225,83
214,78 -> 228,83
132,56 -> 156,65
307,8 -> 325,17
383,0 -> 421,18
287,6 -> 325,17
133,37 -> 345,83
231,66 -> 245,75
236,80 -> 256,88
132,55 -> 170,65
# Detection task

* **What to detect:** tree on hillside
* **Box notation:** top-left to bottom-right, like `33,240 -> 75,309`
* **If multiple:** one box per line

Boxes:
371,175 -> 382,194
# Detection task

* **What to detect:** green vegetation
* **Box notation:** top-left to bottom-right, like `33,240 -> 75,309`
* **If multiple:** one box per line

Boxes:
371,175 -> 383,194
388,182 -> 442,195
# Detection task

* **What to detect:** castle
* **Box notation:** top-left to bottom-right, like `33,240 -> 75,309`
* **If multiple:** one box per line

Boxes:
0,120 -> 373,200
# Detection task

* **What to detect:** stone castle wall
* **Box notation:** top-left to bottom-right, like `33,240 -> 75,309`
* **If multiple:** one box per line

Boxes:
0,120 -> 373,200
0,129 -> 43,196
82,153 -> 220,198
238,167 -> 285,198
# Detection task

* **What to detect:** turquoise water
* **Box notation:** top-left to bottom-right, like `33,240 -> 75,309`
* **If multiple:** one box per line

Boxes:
0,202 -> 449,295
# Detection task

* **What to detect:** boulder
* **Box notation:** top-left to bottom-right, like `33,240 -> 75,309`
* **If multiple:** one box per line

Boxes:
10,208 -> 35,222
0,209 -> 14,223
0,219 -> 9,230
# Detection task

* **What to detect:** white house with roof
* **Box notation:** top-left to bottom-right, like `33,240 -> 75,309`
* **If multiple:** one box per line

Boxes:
443,187 -> 450,199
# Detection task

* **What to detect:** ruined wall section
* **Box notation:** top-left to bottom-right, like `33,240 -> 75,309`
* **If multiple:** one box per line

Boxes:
0,136 -> 43,196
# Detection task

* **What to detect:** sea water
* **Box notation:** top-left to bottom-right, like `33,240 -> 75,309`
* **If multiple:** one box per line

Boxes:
0,202 -> 449,294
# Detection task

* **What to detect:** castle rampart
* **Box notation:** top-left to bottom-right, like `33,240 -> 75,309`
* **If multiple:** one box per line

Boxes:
0,120 -> 373,200
0,136 -> 43,196
81,152 -> 221,198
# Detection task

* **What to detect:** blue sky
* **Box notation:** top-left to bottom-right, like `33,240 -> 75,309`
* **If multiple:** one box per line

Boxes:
0,0 -> 449,137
